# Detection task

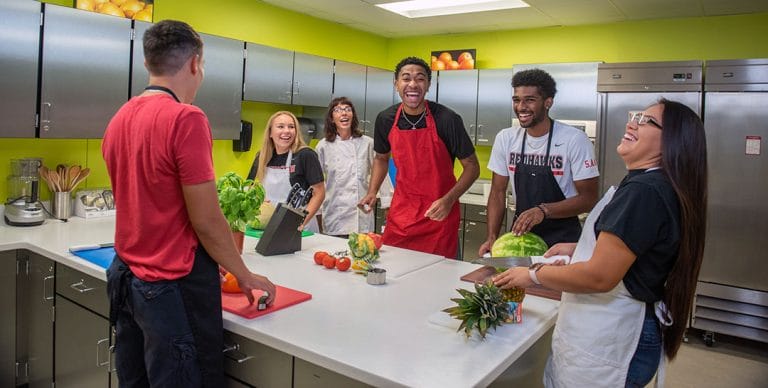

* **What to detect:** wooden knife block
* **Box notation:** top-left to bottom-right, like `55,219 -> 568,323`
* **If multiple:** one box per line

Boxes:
255,203 -> 306,256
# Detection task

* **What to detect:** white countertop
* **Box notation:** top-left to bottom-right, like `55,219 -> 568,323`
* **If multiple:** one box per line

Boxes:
0,210 -> 558,388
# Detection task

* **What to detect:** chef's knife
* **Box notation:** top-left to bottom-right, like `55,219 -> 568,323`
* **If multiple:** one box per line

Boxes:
470,256 -> 533,269
298,187 -> 313,209
69,243 -> 114,253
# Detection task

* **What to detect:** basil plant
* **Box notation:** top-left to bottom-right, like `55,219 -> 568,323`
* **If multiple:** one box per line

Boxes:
216,172 -> 266,233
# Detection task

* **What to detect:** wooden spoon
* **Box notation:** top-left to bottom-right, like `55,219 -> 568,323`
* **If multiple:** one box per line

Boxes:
49,170 -> 62,192
38,166 -> 54,191
69,167 -> 91,192
67,165 -> 81,191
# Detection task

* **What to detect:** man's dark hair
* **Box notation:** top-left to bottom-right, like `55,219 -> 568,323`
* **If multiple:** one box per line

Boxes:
394,56 -> 432,82
512,69 -> 557,99
143,20 -> 203,76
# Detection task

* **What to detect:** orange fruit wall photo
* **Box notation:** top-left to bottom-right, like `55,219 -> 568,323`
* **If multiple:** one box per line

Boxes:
431,50 -> 475,70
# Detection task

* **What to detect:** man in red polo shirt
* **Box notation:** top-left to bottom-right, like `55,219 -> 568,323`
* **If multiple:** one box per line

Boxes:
103,20 -> 275,387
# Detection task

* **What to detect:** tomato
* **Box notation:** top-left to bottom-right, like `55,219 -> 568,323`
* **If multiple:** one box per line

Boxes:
336,257 -> 351,271
457,52 -> 473,64
367,233 -> 383,250
221,272 -> 241,293
322,255 -> 337,269
438,52 -> 452,65
447,60 -> 460,70
314,251 -> 329,265
459,58 -> 475,70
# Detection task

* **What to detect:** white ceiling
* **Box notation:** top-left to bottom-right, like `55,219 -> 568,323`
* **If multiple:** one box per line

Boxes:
260,0 -> 768,38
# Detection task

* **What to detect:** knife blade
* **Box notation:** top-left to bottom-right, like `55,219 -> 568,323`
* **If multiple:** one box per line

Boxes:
470,256 -> 533,269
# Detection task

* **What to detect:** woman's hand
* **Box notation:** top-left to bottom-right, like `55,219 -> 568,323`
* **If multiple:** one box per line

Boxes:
493,267 -> 534,289
544,243 -> 577,258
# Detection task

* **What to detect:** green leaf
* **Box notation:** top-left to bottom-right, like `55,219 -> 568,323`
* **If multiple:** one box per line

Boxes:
216,172 -> 265,232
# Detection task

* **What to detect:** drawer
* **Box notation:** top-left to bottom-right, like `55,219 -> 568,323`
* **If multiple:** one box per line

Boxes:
55,263 -> 108,318
464,204 -> 487,222
223,330 -> 293,387
293,357 -> 371,388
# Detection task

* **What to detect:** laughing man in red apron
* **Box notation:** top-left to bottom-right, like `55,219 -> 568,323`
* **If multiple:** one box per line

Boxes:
358,57 -> 479,259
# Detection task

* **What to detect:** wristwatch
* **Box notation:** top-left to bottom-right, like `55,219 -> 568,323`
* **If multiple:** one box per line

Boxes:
529,262 -> 545,285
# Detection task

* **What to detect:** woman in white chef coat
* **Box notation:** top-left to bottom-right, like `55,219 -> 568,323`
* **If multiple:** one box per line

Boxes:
247,111 -> 325,232
315,97 -> 389,237
494,99 -> 707,388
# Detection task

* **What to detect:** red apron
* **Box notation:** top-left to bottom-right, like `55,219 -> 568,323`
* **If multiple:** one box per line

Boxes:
383,103 -> 460,258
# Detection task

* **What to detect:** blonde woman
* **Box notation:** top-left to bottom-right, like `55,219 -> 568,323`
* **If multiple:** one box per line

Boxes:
247,111 -> 325,232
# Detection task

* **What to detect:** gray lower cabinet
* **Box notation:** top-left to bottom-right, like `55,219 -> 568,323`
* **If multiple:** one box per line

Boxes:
1,251 -> 16,387
0,0 -> 41,138
18,252 -> 55,388
40,4 -> 131,138
223,330 -> 293,387
54,263 -> 113,388
293,358 -> 370,388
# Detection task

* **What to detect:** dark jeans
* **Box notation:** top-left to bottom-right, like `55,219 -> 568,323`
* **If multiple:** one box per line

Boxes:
625,307 -> 662,387
108,247 -> 224,388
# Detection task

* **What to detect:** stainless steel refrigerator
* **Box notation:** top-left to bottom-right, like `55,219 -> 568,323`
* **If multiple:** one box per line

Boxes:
694,59 -> 768,345
596,61 -> 703,193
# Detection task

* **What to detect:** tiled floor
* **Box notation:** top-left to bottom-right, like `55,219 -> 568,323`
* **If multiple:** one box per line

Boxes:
655,329 -> 768,387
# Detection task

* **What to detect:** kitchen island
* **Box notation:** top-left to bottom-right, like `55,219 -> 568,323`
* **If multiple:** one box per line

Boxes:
0,211 -> 558,388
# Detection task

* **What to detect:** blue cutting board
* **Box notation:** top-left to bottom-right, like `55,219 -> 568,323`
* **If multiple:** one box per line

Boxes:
72,247 -> 115,269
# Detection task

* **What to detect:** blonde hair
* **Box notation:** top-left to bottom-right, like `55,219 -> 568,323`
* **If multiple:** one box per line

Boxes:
255,111 -> 307,182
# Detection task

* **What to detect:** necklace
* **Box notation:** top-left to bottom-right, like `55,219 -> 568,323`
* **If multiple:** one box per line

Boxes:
401,109 -> 427,129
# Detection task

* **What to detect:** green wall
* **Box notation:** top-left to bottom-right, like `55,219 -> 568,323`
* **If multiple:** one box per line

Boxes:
2,2 -> 768,199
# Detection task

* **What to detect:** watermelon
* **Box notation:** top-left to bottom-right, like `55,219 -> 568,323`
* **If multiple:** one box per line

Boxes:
491,232 -> 548,257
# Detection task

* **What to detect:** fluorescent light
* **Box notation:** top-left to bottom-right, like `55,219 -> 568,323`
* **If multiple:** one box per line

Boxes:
376,0 -> 529,18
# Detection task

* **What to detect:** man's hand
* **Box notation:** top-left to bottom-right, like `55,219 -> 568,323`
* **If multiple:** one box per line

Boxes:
478,237 -> 496,257
358,193 -> 377,214
511,206 -> 546,235
424,196 -> 452,221
235,272 -> 277,306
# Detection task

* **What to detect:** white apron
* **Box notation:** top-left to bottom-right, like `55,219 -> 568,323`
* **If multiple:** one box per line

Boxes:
544,186 -> 670,388
262,150 -> 319,233
316,136 -> 374,235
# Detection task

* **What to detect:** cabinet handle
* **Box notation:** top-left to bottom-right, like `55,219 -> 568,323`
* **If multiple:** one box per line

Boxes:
294,81 -> 300,95
222,342 -> 255,364
469,124 -> 475,129
96,338 -> 110,367
42,275 -> 55,301
477,124 -> 483,129
70,280 -> 96,293
479,211 -> 487,216
41,102 -> 52,132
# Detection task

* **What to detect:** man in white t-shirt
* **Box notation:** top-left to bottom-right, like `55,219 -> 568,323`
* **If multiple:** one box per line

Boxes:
479,69 -> 599,252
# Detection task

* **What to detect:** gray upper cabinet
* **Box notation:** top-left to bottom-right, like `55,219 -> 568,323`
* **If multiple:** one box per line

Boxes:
292,52 -> 333,107
132,23 -> 244,139
513,62 -> 600,121
333,60 -> 366,107
363,67 -> 394,136
244,43 -> 294,104
435,70 -> 479,142
0,0 -> 40,138
476,69 -> 514,145
40,4 -> 131,138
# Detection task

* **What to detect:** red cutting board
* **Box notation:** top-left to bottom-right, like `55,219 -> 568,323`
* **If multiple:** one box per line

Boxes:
221,285 -> 312,319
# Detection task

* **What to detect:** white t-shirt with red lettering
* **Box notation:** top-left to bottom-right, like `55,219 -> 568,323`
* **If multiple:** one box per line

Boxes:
488,121 -> 599,200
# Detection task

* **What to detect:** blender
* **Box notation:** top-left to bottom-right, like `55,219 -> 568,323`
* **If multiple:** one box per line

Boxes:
4,158 -> 45,226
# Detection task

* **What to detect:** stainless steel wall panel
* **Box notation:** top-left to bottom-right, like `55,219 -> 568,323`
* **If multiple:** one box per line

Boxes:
0,0 -> 40,137
292,52 -> 333,107
194,33 -> 244,140
244,43 -> 294,104
706,58 -> 768,92
40,5 -> 131,138
130,21 -> 151,96
364,67 -> 394,136
476,69 -> 514,146
701,92 -> 768,292
435,69 -> 478,142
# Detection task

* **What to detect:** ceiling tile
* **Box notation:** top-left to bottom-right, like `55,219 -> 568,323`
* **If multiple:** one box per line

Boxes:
611,0 -> 703,20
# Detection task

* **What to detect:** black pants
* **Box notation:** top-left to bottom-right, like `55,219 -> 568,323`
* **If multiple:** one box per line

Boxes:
107,246 -> 224,388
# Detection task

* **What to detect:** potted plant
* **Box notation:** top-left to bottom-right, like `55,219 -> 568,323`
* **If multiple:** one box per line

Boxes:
216,172 -> 265,253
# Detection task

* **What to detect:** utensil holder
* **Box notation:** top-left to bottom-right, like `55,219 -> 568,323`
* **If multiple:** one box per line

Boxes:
366,268 -> 387,285
52,191 -> 72,220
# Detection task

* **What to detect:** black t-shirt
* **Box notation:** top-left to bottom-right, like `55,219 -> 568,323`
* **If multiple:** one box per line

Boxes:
247,147 -> 324,190
373,101 -> 475,161
595,169 -> 681,303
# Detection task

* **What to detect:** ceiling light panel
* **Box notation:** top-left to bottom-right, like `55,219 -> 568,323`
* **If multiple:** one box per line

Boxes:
376,0 -> 530,18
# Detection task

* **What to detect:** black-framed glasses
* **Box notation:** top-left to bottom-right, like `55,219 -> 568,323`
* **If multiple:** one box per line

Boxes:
629,112 -> 662,130
332,106 -> 353,114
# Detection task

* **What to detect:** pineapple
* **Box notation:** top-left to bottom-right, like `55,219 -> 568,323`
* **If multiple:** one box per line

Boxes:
442,281 -> 510,339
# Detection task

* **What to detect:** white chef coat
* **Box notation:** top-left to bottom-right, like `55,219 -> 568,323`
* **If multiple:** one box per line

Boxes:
316,135 -> 382,235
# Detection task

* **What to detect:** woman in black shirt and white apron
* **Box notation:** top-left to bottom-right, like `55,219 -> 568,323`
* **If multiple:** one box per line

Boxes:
494,99 -> 708,388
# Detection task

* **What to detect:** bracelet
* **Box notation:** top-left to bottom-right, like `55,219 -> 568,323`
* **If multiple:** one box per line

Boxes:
529,262 -> 545,285
537,204 -> 549,219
